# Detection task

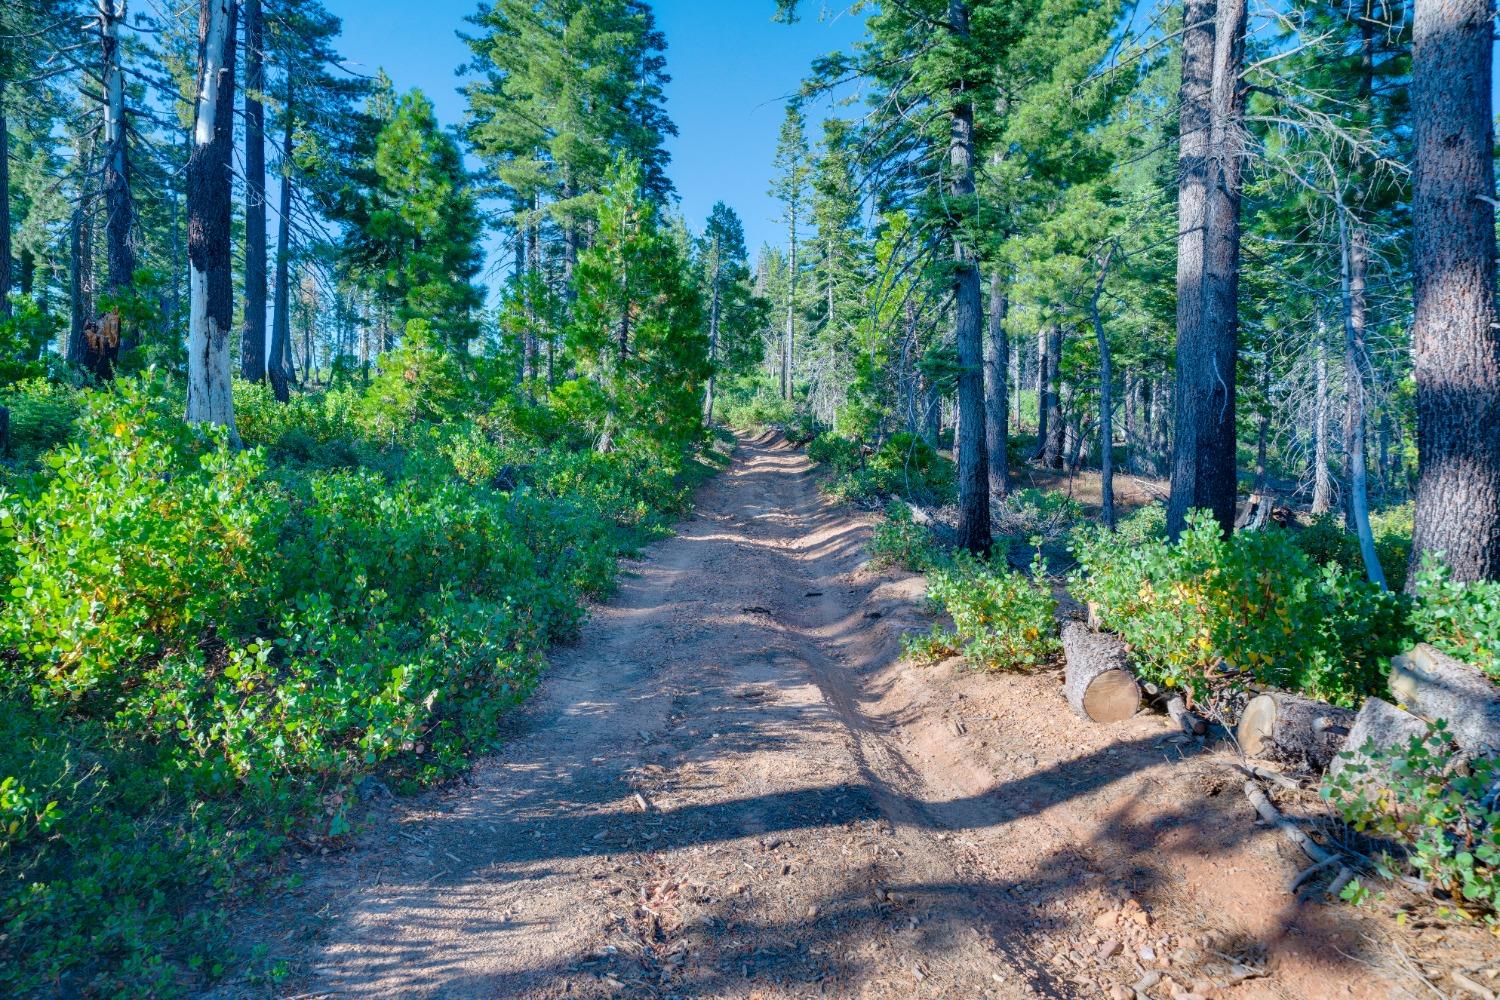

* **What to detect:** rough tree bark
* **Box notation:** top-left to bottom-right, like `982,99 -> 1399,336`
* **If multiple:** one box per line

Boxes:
1166,0 -> 1247,538
268,78 -> 294,403
985,272 -> 1011,498
240,0 -> 267,381
704,254 -> 722,423
948,0 -> 991,554
1407,0 -> 1500,585
186,0 -> 239,438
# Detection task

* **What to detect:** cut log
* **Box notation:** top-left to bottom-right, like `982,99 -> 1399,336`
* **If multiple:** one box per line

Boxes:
1062,623 -> 1142,724
1389,644 -> 1500,756
1237,692 -> 1356,773
1165,694 -> 1208,736
1327,697 -> 1430,783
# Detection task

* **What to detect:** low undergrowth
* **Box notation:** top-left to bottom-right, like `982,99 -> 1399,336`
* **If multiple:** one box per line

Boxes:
0,373 -> 704,995
807,431 -> 955,506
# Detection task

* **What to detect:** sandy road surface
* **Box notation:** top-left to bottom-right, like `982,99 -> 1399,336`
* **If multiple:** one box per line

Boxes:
217,433 -> 1426,1000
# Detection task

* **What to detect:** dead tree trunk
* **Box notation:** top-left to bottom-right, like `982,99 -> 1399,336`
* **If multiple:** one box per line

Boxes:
185,0 -> 238,438
1312,332 -> 1334,514
1408,0 -> 1500,585
1339,211 -> 1386,588
97,0 -> 132,372
1166,0 -> 1247,538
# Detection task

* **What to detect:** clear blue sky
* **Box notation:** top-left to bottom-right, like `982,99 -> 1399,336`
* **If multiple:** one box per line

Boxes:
323,0 -> 867,258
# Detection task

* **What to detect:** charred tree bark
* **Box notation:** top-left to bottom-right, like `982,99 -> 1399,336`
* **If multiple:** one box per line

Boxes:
1408,0 -> 1500,585
1166,0 -> 1247,538
240,0 -> 267,382
186,0 -> 238,437
948,0 -> 990,554
985,272 -> 1011,499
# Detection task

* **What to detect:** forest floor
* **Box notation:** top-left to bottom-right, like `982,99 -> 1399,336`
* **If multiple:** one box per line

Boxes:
211,432 -> 1493,1000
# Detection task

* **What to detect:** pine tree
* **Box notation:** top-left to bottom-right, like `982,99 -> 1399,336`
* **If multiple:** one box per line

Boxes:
697,202 -> 767,423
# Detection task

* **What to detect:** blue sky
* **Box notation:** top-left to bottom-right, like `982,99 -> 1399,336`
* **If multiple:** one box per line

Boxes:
322,0 -> 868,256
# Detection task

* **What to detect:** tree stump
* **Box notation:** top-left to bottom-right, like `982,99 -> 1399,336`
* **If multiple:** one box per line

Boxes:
1062,622 -> 1141,723
1327,697 -> 1430,784
1237,692 -> 1355,773
1389,644 -> 1500,756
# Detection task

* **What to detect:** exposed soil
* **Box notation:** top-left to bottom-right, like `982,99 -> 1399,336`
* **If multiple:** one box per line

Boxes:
212,433 -> 1494,1000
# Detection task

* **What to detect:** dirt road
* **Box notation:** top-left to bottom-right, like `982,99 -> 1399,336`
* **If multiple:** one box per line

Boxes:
224,433 -> 1418,1000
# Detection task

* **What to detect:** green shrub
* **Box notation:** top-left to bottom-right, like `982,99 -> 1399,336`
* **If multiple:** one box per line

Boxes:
1410,558 -> 1500,678
807,432 -> 863,476
1,379 -> 83,464
0,373 -> 706,994
1323,722 -> 1498,922
0,378 -> 275,703
1070,510 -> 1409,705
905,549 -> 1058,671
818,432 -> 956,505
1293,504 -> 1414,592
868,501 -> 939,572
999,487 -> 1085,544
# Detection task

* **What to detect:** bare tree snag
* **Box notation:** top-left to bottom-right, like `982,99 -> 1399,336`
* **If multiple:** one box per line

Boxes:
185,0 -> 239,439
1389,644 -> 1500,756
1062,623 -> 1142,724
1328,697 -> 1430,783
1238,692 -> 1356,773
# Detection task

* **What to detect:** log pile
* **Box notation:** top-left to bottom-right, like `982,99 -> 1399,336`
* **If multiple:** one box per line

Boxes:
1327,697 -> 1431,783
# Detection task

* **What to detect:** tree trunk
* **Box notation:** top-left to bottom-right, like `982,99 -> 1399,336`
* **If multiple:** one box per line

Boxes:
68,205 -> 89,365
268,79 -> 294,403
1328,698 -> 1431,787
1009,330 -> 1021,427
99,0 -> 133,354
1043,325 -> 1064,469
704,263 -> 721,423
1091,247 -> 1116,529
1166,0 -> 1246,538
947,0 -> 990,554
1408,0 -> 1500,585
0,88 -> 10,318
1339,212 -> 1386,588
240,0 -> 267,381
1312,333 -> 1333,513
1253,353 -> 1270,496
985,272 -> 1010,498
1032,329 -> 1049,451
186,0 -> 238,438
